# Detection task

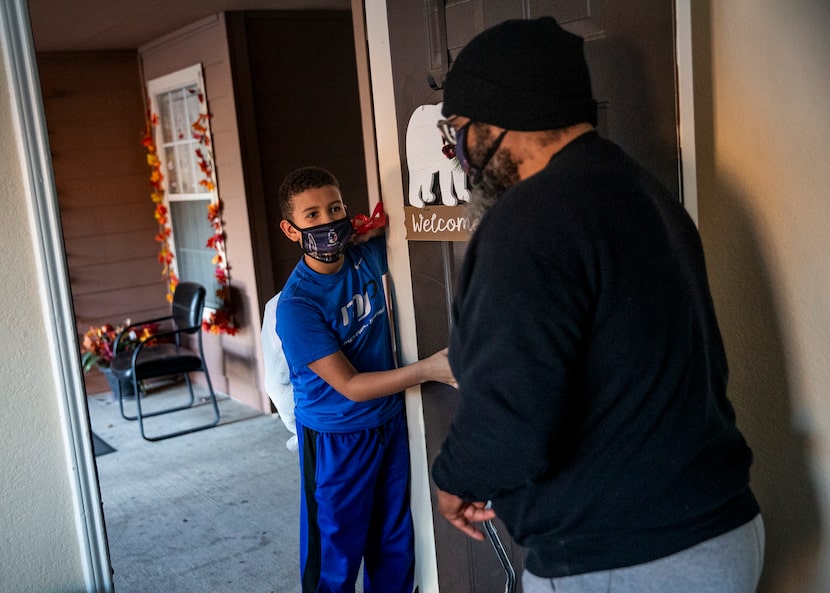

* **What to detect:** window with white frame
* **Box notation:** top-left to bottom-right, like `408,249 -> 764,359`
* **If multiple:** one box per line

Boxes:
146,64 -> 219,309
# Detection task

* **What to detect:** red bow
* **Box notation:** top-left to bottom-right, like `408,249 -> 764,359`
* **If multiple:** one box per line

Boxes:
351,202 -> 388,235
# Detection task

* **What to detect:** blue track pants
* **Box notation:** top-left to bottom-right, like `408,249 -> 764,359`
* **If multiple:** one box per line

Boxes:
297,409 -> 415,593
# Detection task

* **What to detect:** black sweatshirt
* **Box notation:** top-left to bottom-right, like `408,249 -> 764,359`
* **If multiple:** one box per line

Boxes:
432,132 -> 760,578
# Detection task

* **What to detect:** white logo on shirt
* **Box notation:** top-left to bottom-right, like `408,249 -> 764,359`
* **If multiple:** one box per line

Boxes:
340,280 -> 378,327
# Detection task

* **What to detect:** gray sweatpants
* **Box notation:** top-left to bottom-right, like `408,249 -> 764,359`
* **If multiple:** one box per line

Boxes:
522,514 -> 765,593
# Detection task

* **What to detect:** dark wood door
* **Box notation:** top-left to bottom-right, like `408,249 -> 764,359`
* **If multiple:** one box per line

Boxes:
385,1 -> 679,590
226,11 -> 370,316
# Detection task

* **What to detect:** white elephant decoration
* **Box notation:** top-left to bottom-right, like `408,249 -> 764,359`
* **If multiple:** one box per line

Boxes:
405,102 -> 470,207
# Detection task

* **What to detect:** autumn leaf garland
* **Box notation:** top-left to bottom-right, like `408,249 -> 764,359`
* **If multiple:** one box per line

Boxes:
142,93 -> 238,336
190,98 -> 237,336
141,114 -> 178,299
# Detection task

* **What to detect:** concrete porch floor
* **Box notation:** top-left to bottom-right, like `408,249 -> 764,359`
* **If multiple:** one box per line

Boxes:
87,382 -> 303,593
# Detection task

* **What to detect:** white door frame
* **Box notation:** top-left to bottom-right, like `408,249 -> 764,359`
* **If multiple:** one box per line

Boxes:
0,0 -> 112,591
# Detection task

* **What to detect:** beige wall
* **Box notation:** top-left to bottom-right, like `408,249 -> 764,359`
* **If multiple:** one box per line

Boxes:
693,1 -> 830,591
140,14 -> 267,411
0,29 -> 87,593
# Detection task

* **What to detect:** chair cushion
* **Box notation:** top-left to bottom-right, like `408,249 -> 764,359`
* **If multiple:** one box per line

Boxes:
110,344 -> 204,381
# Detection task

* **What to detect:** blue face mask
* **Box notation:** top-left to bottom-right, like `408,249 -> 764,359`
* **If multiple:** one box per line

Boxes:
289,216 -> 353,263
453,123 -> 473,176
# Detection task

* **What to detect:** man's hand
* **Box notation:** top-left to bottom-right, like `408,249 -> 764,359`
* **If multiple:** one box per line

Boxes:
436,488 -> 496,541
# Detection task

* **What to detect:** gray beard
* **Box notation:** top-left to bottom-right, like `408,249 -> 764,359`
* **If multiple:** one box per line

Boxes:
465,184 -> 499,223
464,149 -> 521,223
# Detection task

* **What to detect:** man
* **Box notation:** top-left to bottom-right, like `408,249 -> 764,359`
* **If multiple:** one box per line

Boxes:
431,17 -> 764,593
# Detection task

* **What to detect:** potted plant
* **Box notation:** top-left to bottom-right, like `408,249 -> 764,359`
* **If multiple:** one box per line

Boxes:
81,320 -> 158,397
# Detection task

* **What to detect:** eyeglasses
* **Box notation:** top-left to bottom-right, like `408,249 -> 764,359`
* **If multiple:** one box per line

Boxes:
437,118 -> 472,162
437,119 -> 470,148
436,118 -> 508,186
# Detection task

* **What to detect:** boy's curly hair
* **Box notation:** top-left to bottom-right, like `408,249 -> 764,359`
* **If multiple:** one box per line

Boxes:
278,166 -> 340,220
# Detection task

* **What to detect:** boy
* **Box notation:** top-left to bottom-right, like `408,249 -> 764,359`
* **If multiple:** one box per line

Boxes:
275,166 -> 454,593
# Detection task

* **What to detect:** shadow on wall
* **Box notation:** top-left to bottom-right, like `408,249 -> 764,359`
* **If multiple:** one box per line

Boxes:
692,3 -> 823,590
704,178 -> 822,593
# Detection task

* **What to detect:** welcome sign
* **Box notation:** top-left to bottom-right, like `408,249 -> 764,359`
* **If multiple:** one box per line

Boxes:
404,205 -> 479,241
403,103 -> 475,242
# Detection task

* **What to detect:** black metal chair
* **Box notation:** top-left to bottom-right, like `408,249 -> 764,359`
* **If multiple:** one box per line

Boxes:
110,282 -> 221,441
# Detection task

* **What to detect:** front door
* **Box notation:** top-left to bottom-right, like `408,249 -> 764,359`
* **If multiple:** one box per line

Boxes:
385,1 -> 680,590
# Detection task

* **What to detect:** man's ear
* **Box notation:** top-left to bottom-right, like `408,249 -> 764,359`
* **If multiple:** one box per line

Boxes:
279,219 -> 301,243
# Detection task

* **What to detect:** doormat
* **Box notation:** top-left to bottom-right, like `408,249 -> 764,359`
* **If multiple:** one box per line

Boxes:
92,433 -> 116,457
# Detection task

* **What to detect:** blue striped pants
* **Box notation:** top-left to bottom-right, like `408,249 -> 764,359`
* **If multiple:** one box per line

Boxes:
297,410 -> 415,593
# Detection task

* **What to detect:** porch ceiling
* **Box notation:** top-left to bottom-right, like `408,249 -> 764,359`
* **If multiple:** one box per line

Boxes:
28,0 -> 351,52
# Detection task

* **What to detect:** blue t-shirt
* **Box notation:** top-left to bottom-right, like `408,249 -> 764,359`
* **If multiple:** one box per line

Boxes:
276,237 -> 401,432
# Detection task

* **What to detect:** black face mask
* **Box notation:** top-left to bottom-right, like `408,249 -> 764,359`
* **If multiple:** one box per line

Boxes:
456,124 -> 508,187
288,216 -> 353,263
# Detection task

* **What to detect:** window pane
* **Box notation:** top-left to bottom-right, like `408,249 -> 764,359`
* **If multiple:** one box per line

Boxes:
158,93 -> 174,144
186,89 -> 201,127
175,142 -> 197,194
164,146 -> 179,193
169,199 -> 219,309
172,89 -> 190,141
191,141 -> 210,194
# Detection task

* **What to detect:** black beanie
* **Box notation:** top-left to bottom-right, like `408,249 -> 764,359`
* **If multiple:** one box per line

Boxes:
442,17 -> 597,131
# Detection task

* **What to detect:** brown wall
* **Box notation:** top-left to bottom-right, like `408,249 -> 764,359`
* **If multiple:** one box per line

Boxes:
38,51 -> 169,395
